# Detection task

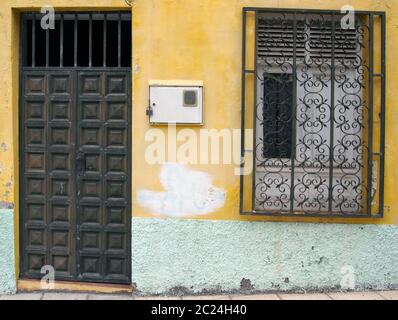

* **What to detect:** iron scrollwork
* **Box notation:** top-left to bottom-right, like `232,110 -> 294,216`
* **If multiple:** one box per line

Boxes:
252,11 -> 378,216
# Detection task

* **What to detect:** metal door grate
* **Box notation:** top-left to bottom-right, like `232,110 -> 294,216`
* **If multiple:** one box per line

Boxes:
21,12 -> 131,68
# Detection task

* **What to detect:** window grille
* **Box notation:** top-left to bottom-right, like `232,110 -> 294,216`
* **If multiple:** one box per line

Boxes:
240,8 -> 386,217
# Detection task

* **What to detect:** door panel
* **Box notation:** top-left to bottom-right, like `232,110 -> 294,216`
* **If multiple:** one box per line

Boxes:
21,69 -> 131,284
23,71 -> 77,280
76,71 -> 131,283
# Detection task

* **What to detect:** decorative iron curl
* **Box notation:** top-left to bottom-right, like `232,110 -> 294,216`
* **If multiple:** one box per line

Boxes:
253,12 -> 374,215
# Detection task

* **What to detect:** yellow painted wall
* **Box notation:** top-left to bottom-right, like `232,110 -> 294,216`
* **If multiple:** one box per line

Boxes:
0,0 -> 398,227
132,0 -> 398,224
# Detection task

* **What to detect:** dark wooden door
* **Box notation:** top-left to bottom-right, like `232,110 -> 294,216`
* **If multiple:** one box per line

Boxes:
20,69 -> 131,284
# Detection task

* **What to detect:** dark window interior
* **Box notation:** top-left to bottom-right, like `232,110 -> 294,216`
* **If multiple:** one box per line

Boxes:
49,20 -> 61,66
92,19 -> 104,67
121,20 -> 132,68
262,73 -> 293,159
26,19 -> 32,66
35,19 -> 46,67
63,18 -> 75,67
106,20 -> 118,67
23,12 -> 132,68
77,18 -> 89,67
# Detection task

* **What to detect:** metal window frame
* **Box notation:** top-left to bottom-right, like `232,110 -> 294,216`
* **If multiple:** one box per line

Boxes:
240,8 -> 386,218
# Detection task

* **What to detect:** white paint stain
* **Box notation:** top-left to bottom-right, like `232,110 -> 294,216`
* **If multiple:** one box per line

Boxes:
137,163 -> 226,217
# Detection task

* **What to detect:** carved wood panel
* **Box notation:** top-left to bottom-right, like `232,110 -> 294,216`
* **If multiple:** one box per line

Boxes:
21,69 -> 131,284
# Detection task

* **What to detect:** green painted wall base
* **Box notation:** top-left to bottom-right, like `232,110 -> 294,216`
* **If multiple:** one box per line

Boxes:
2,214 -> 398,295
0,209 -> 16,294
132,218 -> 398,295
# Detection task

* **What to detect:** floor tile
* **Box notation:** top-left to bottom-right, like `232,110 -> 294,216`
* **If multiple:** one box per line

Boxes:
88,294 -> 133,300
0,293 -> 43,300
327,292 -> 385,300
181,295 -> 230,300
279,293 -> 331,300
376,291 -> 398,300
230,294 -> 280,300
42,292 -> 88,300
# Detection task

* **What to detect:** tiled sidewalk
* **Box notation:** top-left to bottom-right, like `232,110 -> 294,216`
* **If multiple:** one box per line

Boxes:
0,290 -> 397,300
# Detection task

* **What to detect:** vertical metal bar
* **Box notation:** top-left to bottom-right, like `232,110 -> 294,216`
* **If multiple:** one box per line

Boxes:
89,13 -> 92,67
240,9 -> 247,214
32,14 -> 36,67
103,14 -> 107,67
45,25 -> 49,67
60,14 -> 64,67
328,14 -> 336,213
367,14 -> 374,216
379,13 -> 386,217
118,12 -> 122,67
74,14 -> 78,67
21,15 -> 27,67
289,13 -> 298,214
251,11 -> 258,212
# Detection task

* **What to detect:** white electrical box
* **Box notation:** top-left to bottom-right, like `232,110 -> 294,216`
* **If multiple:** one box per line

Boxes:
148,80 -> 204,125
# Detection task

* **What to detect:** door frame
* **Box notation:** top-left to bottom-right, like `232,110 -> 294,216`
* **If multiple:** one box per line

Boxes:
18,11 -> 133,285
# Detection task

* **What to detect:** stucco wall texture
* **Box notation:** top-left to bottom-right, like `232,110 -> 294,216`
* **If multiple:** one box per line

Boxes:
0,210 -> 16,294
0,0 -> 397,294
131,0 -> 398,225
132,218 -> 398,295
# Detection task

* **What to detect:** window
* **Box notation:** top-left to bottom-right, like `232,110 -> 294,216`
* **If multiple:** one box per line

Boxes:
240,9 -> 386,217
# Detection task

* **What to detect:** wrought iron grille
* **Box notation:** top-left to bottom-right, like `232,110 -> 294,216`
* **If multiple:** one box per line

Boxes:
240,8 -> 386,217
21,12 -> 132,68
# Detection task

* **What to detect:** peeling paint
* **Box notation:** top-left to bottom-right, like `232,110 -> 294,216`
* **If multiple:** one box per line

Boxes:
0,142 -> 7,152
0,202 -> 13,209
240,278 -> 254,291
137,163 -> 226,217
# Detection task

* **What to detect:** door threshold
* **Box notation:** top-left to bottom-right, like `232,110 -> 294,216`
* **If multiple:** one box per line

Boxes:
18,279 -> 133,294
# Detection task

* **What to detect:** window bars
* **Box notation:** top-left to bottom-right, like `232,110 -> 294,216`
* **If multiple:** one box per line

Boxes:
21,12 -> 132,68
240,8 -> 386,217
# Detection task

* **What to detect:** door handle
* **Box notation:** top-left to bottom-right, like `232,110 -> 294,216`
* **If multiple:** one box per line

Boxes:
76,151 -> 85,175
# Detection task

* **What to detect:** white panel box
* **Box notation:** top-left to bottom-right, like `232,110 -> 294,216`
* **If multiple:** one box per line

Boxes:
148,80 -> 204,125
